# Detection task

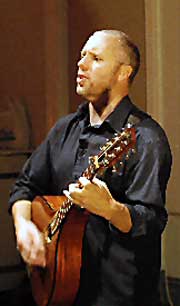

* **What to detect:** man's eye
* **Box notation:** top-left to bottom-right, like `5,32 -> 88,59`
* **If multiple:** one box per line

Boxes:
94,56 -> 101,62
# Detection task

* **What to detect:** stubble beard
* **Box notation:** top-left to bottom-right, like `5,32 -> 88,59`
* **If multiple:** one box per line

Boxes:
76,79 -> 110,104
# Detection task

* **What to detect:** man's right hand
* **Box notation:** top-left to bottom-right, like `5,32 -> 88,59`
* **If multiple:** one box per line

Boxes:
15,217 -> 46,267
12,200 -> 46,267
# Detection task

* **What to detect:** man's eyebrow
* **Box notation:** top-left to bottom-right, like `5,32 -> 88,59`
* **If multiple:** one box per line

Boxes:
80,49 -> 102,57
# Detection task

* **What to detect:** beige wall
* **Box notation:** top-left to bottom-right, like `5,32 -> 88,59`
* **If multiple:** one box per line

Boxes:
68,0 -> 146,112
145,0 -> 180,278
0,1 -> 46,146
44,0 -> 69,134
0,0 -> 69,147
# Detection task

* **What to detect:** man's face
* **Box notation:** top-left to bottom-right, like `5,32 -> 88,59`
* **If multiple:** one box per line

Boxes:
76,32 -> 123,102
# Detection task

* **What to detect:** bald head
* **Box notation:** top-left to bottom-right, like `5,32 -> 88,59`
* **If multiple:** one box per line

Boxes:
93,30 -> 140,83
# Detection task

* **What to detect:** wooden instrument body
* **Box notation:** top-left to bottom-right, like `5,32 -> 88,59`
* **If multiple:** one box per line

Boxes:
30,195 -> 88,306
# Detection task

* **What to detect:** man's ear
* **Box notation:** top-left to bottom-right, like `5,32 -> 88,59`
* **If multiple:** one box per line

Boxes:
118,64 -> 133,81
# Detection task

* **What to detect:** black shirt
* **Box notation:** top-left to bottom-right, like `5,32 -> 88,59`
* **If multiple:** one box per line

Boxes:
9,96 -> 172,306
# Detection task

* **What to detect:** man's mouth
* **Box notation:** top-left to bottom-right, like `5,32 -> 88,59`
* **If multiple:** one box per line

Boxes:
77,74 -> 89,85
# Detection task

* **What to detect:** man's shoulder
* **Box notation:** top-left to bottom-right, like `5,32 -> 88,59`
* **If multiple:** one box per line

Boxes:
134,115 -> 171,159
53,112 -> 77,131
43,112 -> 78,146
129,103 -> 169,144
51,101 -> 88,134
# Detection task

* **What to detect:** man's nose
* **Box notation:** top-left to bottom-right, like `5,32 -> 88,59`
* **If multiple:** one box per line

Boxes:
77,56 -> 89,70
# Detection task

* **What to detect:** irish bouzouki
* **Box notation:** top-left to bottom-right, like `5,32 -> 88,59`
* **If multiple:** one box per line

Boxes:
30,126 -> 136,306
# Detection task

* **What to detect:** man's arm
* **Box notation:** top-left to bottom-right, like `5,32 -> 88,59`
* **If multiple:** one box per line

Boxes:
65,125 -> 172,237
9,139 -> 51,267
12,199 -> 31,222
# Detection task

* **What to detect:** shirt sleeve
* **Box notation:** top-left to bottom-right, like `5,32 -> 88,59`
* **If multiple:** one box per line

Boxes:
8,134 -> 52,212
8,113 -> 77,213
109,123 -> 172,238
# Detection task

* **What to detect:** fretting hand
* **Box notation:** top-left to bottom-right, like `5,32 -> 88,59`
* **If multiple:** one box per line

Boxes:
63,177 -> 113,220
63,176 -> 132,232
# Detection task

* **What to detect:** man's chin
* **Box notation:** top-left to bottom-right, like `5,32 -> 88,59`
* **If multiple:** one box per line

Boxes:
76,86 -> 88,98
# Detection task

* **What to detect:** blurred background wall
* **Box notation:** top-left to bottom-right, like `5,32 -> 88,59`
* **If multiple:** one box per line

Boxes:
0,0 -> 179,305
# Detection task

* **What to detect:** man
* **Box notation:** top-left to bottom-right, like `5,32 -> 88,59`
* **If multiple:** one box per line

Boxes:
9,30 -> 172,306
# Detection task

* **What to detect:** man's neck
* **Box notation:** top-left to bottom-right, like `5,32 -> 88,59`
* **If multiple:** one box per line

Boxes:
89,92 -> 127,126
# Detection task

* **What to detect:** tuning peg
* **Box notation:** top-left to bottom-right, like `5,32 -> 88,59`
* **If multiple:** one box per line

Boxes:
123,140 -> 128,145
107,153 -> 116,159
103,159 -> 110,166
125,154 -> 129,160
131,148 -> 136,154
112,165 -> 118,173
114,147 -> 122,153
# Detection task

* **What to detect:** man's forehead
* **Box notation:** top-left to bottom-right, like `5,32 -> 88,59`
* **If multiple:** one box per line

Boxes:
81,32 -> 117,53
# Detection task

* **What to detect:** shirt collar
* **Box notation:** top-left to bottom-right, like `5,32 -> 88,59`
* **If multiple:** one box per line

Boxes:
105,95 -> 134,132
76,101 -> 89,119
76,95 -> 134,132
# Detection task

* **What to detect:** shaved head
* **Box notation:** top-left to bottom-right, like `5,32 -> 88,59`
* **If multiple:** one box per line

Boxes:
93,30 -> 140,83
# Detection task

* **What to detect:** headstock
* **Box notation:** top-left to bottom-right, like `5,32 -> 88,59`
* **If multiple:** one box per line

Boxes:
83,127 -> 136,180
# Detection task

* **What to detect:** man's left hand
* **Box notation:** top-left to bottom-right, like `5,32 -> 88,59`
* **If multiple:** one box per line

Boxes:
63,177 -> 113,220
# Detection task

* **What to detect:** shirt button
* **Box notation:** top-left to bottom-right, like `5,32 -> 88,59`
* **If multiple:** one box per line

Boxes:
79,149 -> 86,157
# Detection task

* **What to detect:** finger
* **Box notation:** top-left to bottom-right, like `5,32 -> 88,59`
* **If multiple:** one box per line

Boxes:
92,177 -> 107,188
92,177 -> 113,198
78,176 -> 91,187
21,238 -> 46,267
29,223 -> 45,251
68,184 -> 78,193
68,182 -> 79,189
32,234 -> 45,254
64,186 -> 85,206
30,250 -> 46,267
23,251 -> 46,267
21,249 -> 31,263
63,190 -> 74,202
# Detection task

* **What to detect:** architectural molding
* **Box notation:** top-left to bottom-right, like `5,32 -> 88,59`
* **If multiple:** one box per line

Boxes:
145,2 -> 180,305
144,0 -> 164,124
